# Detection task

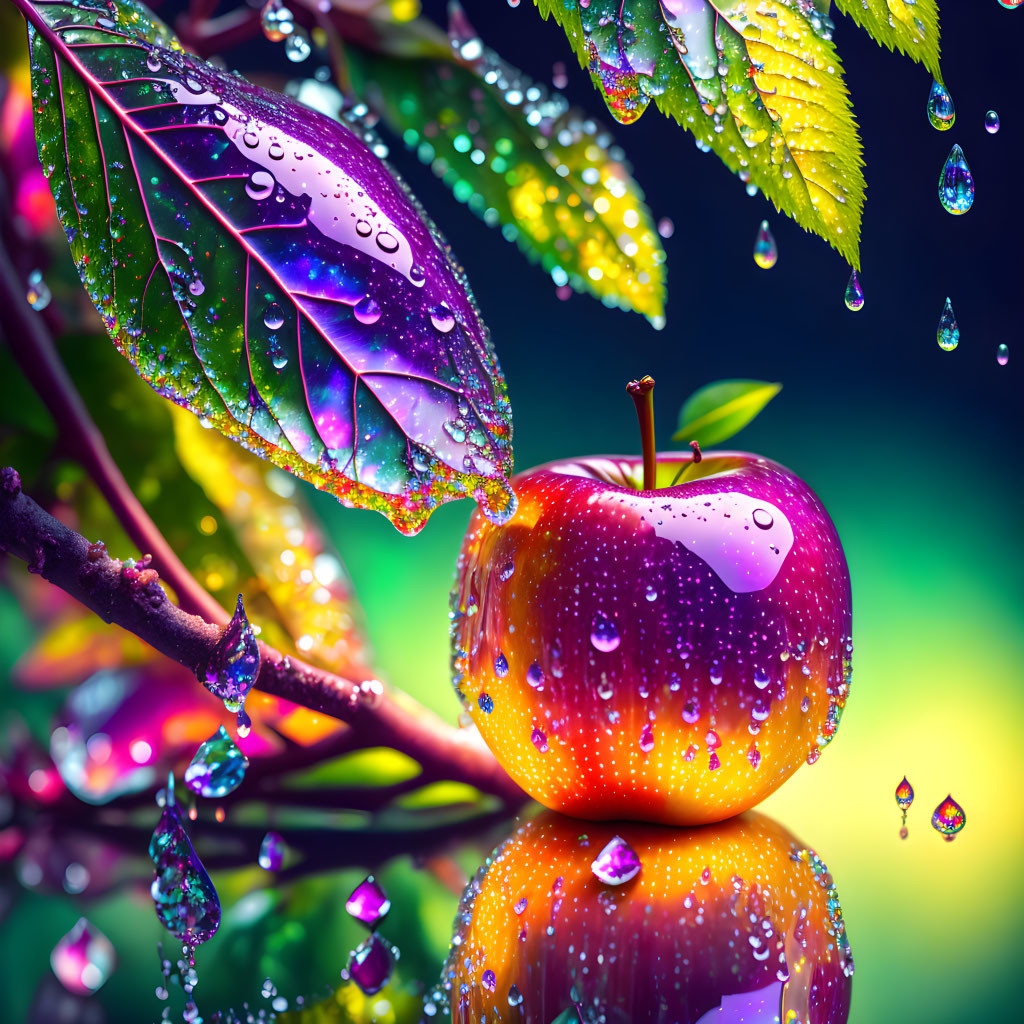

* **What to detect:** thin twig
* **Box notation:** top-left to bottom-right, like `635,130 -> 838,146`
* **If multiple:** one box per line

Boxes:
0,470 -> 524,803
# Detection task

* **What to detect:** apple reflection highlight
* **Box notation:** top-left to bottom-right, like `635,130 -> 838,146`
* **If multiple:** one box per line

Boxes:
435,811 -> 853,1024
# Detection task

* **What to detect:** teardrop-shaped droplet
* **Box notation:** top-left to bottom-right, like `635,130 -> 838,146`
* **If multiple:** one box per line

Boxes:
26,269 -> 52,311
347,933 -> 393,995
753,220 -> 777,269
984,109 -> 1000,134
590,835 -> 641,885
429,303 -> 456,333
895,776 -> 914,811
937,297 -> 960,351
284,28 -> 312,63
938,144 -> 975,215
263,303 -> 285,330
844,268 -> 865,311
346,876 -> 391,927
149,786 -> 221,945
997,343 -> 1009,366
258,830 -> 285,871
590,612 -> 621,653
931,794 -> 966,840
50,918 -> 116,995
201,595 -> 260,713
184,725 -> 249,798
494,651 -> 509,678
353,295 -> 381,325
926,79 -> 955,131
526,661 -> 545,689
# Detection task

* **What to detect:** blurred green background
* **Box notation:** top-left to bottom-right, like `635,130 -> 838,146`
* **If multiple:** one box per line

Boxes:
2,1 -> 1023,1021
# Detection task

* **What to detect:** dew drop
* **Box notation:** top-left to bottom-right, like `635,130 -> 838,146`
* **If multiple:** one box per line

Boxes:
639,723 -> 654,753
355,218 -> 372,237
926,79 -> 955,131
348,934 -> 393,995
507,984 -> 523,1007
353,296 -> 381,325
752,508 -> 773,530
590,612 -> 620,653
267,141 -> 285,160
146,51 -> 162,73
202,595 -> 260,712
984,109 -> 1000,134
936,297 -> 959,351
844,268 -> 864,311
430,303 -> 455,332
753,220 -> 777,269
531,727 -> 548,752
494,651 -> 509,678
263,302 -> 285,330
938,144 -> 974,215
478,692 -> 494,714
482,969 -> 496,992
242,129 -> 259,149
591,836 -> 641,885
375,231 -> 399,254
245,169 -> 275,200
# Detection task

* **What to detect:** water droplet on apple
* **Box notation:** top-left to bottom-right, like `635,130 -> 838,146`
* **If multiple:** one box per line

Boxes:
639,723 -> 654,752
494,652 -> 509,678
526,662 -> 545,689
590,836 -> 641,885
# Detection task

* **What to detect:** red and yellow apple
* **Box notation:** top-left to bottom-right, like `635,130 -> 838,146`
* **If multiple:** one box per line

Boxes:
438,811 -> 854,1022
450,449 -> 852,824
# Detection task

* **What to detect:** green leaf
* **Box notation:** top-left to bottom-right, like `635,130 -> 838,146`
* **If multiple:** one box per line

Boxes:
343,9 -> 666,323
832,0 -> 942,81
534,0 -> 865,267
672,379 -> 781,447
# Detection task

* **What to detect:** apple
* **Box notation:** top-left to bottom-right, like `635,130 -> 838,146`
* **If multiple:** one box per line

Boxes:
450,379 -> 851,824
435,811 -> 854,1022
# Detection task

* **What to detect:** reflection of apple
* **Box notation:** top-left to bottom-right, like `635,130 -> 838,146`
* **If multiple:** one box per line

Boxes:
436,811 -> 854,1023
450,447 -> 852,824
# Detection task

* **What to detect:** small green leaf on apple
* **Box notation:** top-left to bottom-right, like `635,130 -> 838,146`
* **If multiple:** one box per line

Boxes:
672,380 -> 782,448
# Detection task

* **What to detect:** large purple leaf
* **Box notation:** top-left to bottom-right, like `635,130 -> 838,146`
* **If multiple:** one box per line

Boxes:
17,0 -> 515,535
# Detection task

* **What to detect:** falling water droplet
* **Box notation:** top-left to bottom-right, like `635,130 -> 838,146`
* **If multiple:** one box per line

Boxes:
926,79 -> 955,131
657,216 -> 674,239
26,269 -> 51,311
284,29 -> 312,63
590,613 -> 620,653
260,1 -> 294,43
639,723 -> 655,753
997,343 -> 1009,366
50,918 -> 116,995
984,109 -> 1000,134
353,296 -> 381,325
258,831 -> 285,871
590,835 -> 641,885
895,776 -> 914,812
348,934 -> 393,994
753,220 -> 777,269
149,781 -> 221,945
184,725 -> 249,798
931,794 -> 966,841
938,144 -> 974,214
937,297 -> 960,351
844,268 -> 865,311
261,304 -> 288,335
429,303 -> 456,332
201,595 -> 260,713
245,169 -> 275,201
346,876 -> 391,927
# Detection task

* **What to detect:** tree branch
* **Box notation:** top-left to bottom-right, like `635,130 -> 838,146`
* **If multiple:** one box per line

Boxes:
0,469 -> 524,804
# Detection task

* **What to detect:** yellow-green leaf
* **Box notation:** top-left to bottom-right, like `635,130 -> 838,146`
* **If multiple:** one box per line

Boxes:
672,379 -> 781,447
833,0 -> 942,81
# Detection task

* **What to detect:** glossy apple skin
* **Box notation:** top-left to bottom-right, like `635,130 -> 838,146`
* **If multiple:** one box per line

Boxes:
450,452 -> 852,824
437,811 -> 854,1023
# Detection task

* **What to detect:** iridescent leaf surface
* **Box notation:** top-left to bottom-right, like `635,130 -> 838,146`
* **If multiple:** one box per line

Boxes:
19,0 -> 515,535
344,7 -> 666,322
832,0 -> 942,80
533,0 -> 865,266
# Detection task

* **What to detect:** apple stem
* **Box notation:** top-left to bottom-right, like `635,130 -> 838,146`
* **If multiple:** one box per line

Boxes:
626,375 -> 657,490
669,441 -> 702,487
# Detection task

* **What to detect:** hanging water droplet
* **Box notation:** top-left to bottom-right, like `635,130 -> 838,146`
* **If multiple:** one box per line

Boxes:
284,28 -> 312,63
753,220 -> 777,269
844,268 -> 865,311
346,876 -> 391,927
937,297 -> 959,351
236,707 -> 251,737
984,109 -> 1000,134
895,776 -> 914,811
260,1 -> 294,43
590,612 -> 620,653
201,595 -> 260,712
353,296 -> 381,325
245,169 -> 275,201
26,269 -> 51,311
348,933 -> 393,995
263,302 -> 285,331
258,830 -> 285,871
590,835 -> 641,885
931,794 -> 966,841
938,144 -> 974,214
149,783 -> 221,945
429,303 -> 455,332
184,725 -> 249,798
997,342 -> 1009,366
50,918 -> 116,995
926,79 -> 955,131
